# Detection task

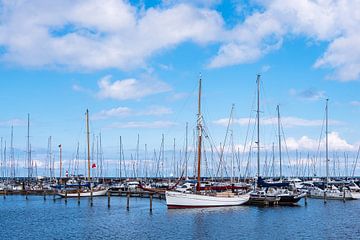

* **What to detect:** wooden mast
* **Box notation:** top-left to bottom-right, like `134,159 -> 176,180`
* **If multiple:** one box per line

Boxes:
196,75 -> 202,192
86,109 -> 91,182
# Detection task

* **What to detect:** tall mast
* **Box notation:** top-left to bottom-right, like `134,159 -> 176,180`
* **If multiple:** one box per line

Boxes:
86,109 -> 91,182
277,105 -> 283,180
27,113 -> 31,180
256,74 -> 261,178
10,126 -> 15,178
185,122 -> 188,179
325,99 -> 329,184
119,136 -> 122,179
58,144 -> 62,180
196,75 -> 202,192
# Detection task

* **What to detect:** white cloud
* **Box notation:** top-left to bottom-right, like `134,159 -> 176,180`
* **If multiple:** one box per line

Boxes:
286,132 -> 355,151
1,1 -> 360,81
93,106 -> 172,120
0,1 -> 224,70
107,121 -> 177,129
213,116 -> 341,128
208,0 -> 360,81
97,75 -> 171,100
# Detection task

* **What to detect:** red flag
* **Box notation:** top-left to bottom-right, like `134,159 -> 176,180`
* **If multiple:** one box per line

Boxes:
91,163 -> 97,168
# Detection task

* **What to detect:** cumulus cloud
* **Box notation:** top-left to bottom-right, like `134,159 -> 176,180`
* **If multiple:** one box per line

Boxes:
208,0 -> 360,81
1,1 -> 360,81
93,106 -> 172,120
286,132 -> 355,151
0,1 -> 224,70
97,75 -> 171,100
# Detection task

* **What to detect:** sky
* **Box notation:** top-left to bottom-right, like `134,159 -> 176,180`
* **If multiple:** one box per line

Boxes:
1,0 -> 360,177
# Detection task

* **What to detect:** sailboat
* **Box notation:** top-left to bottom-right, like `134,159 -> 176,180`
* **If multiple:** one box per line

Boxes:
308,99 -> 354,200
165,76 -> 250,208
56,109 -> 108,198
247,75 -> 280,205
274,105 -> 306,204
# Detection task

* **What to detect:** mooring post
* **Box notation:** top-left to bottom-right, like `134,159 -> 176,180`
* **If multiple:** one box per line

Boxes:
90,187 -> 93,207
107,191 -> 111,208
53,189 -> 56,202
77,189 -> 80,205
26,191 -> 28,200
3,189 -> 6,199
323,191 -> 327,204
149,193 -> 153,212
65,190 -> 67,204
304,195 -> 307,206
343,189 -> 346,203
126,192 -> 130,210
44,191 -> 46,201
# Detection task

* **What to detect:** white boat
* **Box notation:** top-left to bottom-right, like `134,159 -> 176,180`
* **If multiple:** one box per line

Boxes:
308,186 -> 353,200
165,76 -> 249,209
166,191 -> 250,208
57,188 -> 108,197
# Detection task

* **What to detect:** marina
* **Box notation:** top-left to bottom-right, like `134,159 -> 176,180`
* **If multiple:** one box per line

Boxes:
1,0 -> 360,239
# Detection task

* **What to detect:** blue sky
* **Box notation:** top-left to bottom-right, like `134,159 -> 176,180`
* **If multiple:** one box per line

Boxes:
1,0 -> 360,177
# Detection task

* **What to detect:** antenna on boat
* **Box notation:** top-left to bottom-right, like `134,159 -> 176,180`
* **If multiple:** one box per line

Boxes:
196,73 -> 202,192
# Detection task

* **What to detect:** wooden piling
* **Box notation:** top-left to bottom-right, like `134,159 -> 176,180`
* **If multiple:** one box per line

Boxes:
77,189 -> 80,205
149,193 -> 153,212
26,191 -> 28,200
343,189 -> 346,203
90,187 -> 93,207
126,192 -> 130,210
3,190 -> 6,199
304,195 -> 307,206
44,191 -> 46,201
323,191 -> 327,204
65,190 -> 67,204
107,191 -> 111,208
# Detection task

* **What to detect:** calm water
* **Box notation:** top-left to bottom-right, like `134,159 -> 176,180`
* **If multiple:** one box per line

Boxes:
0,195 -> 359,240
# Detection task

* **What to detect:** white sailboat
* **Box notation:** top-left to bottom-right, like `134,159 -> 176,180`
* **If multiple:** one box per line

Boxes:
308,99 -> 354,200
56,109 -> 108,198
165,75 -> 250,208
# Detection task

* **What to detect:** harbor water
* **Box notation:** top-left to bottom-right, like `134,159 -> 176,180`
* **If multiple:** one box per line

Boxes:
0,195 -> 359,240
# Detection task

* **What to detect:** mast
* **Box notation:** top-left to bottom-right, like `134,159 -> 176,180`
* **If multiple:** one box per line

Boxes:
256,74 -> 261,178
86,109 -> 91,182
58,144 -> 62,181
10,126 -> 15,178
27,113 -> 31,180
119,136 -> 122,179
277,105 -> 283,180
196,75 -> 202,192
325,99 -> 329,184
185,122 -> 188,179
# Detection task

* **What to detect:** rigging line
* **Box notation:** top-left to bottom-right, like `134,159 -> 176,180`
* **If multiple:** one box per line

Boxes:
280,121 -> 293,177
351,145 -> 360,177
314,105 -> 327,175
241,87 -> 257,166
215,104 -> 234,177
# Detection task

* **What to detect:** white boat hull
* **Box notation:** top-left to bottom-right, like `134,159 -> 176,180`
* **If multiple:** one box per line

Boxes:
57,189 -> 108,197
308,189 -> 353,200
165,191 -> 250,208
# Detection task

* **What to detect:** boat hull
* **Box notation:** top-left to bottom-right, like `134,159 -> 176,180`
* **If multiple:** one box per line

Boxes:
165,191 -> 250,209
56,189 -> 108,198
278,193 -> 306,204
